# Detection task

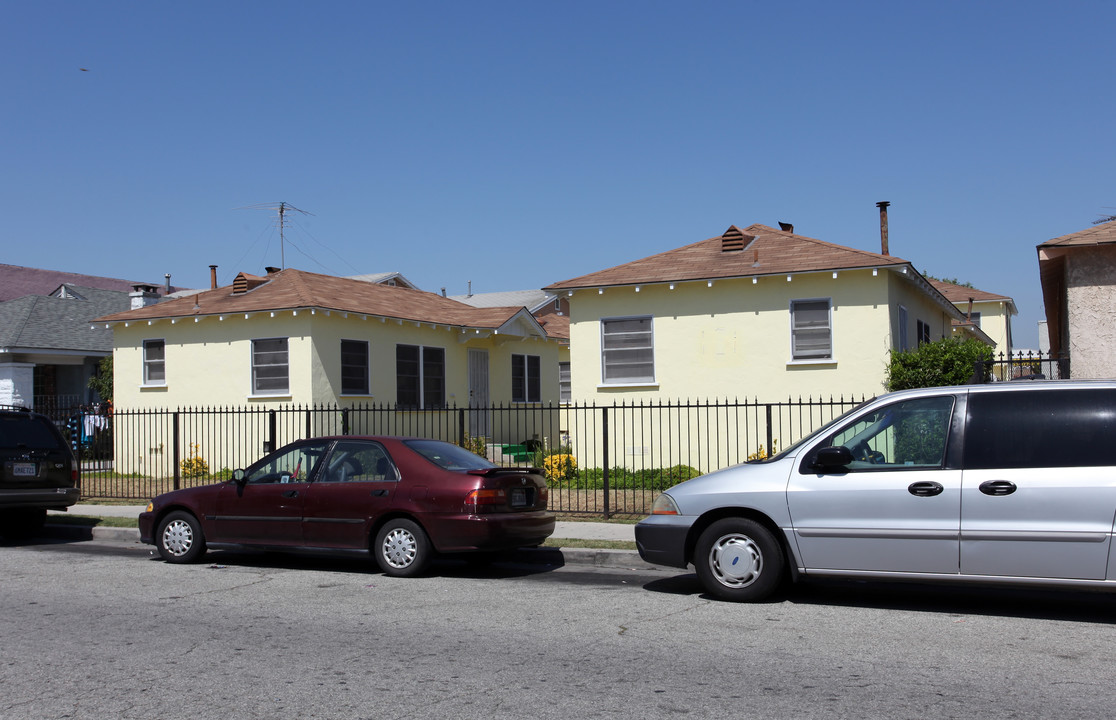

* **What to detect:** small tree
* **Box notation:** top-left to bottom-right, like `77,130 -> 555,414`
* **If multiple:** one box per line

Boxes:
885,338 -> 993,391
88,356 -> 113,403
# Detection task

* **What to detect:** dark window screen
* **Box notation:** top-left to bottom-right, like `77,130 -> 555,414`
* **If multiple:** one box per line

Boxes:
964,389 -> 1116,469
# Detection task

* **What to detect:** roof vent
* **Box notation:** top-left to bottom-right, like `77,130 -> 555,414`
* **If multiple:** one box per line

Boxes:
232,272 -> 269,294
721,226 -> 755,253
778,222 -> 794,233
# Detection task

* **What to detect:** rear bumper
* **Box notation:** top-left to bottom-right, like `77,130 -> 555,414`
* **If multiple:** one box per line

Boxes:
0,487 -> 80,510
425,511 -> 556,552
635,516 -> 693,569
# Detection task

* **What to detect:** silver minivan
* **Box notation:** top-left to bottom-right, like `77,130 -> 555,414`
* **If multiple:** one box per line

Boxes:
635,381 -> 1116,601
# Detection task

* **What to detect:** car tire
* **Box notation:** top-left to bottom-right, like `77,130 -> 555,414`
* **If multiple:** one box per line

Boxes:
693,517 -> 785,602
374,518 -> 431,577
0,508 -> 47,541
156,511 -> 206,563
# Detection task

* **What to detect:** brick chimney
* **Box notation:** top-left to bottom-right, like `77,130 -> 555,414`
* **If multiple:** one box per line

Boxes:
130,284 -> 160,309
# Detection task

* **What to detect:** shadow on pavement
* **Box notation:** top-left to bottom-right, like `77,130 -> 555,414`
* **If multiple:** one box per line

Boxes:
642,571 -> 1116,623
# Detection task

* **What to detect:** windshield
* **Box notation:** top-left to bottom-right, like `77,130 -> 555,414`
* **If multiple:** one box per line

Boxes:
404,439 -> 496,472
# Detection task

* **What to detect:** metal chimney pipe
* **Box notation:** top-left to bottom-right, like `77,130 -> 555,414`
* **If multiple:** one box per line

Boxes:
164,273 -> 171,295
876,201 -> 891,255
210,265 -> 218,289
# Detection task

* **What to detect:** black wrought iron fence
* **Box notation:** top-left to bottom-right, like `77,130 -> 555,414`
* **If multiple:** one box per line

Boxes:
975,350 -> 1069,382
78,397 -> 868,517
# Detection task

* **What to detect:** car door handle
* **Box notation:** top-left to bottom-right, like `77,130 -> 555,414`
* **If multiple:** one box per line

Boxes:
908,481 -> 944,497
370,489 -> 389,497
979,480 -> 1017,496
282,490 -> 299,498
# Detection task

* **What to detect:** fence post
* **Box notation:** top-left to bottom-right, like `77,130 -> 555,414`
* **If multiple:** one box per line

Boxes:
765,404 -> 773,458
266,410 -> 277,454
172,411 -> 181,491
341,408 -> 350,436
458,408 -> 466,448
602,406 -> 610,520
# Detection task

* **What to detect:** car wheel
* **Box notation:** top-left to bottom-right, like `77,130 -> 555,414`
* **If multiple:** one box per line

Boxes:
0,508 -> 47,541
374,519 -> 431,577
693,518 -> 784,602
156,511 -> 206,563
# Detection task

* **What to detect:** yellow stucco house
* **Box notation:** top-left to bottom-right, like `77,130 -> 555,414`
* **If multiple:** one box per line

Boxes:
97,268 -> 564,417
544,224 -> 990,403
929,278 -> 1016,356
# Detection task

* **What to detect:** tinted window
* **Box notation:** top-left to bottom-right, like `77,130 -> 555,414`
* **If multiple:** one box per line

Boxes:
321,440 -> 397,483
245,441 -> 330,483
404,439 -> 495,471
0,415 -> 65,450
964,389 -> 1116,469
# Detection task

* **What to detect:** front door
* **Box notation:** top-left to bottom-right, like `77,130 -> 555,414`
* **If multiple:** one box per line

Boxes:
211,440 -> 331,545
788,395 -> 962,574
468,349 -> 490,439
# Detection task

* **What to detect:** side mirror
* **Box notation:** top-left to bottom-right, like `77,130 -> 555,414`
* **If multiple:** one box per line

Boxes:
813,446 -> 853,471
232,469 -> 247,486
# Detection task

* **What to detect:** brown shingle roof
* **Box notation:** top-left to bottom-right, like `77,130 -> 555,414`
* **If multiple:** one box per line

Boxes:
544,224 -> 908,291
1039,219 -> 1116,248
95,268 -> 547,334
927,279 -> 1012,304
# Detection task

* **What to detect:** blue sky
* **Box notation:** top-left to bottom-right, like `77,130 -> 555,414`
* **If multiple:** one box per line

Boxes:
4,2 -> 1113,349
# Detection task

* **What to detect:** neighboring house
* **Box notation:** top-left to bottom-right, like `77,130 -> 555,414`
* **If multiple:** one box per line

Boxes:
0,279 -> 165,411
544,224 -> 988,403
452,289 -> 572,402
1037,219 -> 1116,379
96,268 -> 564,420
928,279 -> 1016,355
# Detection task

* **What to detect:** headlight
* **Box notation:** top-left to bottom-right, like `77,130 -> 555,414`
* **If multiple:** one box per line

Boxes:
650,493 -> 680,515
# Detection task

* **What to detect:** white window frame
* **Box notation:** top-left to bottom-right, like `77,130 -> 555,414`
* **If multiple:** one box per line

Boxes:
340,339 -> 370,396
558,361 -> 571,404
142,339 -> 166,387
251,337 -> 290,397
789,298 -> 834,363
600,316 -> 656,386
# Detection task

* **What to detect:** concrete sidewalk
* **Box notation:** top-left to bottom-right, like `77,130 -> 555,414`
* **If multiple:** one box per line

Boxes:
47,505 -> 648,568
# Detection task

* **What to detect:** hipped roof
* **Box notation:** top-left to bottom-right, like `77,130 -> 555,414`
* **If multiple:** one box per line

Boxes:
544,224 -> 909,290
95,268 -> 552,336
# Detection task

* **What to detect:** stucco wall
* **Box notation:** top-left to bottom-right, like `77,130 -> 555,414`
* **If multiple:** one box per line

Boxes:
566,269 -> 934,403
1066,247 -> 1116,379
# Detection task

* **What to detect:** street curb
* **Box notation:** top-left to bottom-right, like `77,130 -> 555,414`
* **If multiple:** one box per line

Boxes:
41,524 -> 659,569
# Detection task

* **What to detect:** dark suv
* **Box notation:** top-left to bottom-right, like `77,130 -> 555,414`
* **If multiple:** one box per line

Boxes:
0,407 -> 79,539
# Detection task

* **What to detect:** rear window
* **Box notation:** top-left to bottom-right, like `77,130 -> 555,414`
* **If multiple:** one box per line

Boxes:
964,389 -> 1116,469
0,414 -> 65,450
404,440 -> 496,471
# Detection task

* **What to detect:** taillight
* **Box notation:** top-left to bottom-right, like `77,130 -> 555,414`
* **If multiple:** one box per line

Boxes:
465,488 -> 506,510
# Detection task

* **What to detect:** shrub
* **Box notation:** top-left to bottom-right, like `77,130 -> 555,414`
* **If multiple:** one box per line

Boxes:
747,441 -> 779,462
885,337 -> 993,391
542,453 -> 577,482
179,443 -> 210,478
462,434 -> 488,458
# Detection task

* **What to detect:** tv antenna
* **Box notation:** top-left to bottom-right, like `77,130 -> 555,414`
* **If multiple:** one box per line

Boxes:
237,202 -> 313,269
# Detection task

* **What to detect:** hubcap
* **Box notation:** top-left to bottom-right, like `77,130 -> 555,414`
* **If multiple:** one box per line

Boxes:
709,533 -> 762,588
162,519 -> 193,557
381,527 -> 417,569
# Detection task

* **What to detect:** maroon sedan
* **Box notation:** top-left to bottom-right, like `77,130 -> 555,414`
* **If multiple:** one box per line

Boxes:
138,436 -> 554,576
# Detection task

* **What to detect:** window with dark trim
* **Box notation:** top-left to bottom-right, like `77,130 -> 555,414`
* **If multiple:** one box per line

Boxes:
396,345 -> 445,408
512,354 -> 541,403
341,340 -> 369,395
143,339 -> 166,385
917,319 -> 931,346
252,338 -> 289,395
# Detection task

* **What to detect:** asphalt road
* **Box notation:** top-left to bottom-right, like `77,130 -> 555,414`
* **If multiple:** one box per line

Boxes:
2,537 -> 1114,719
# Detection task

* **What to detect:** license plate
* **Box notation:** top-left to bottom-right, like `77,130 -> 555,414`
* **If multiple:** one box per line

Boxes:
12,463 -> 37,477
510,488 -> 527,508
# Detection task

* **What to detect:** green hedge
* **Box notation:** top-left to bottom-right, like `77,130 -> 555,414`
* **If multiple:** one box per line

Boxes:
554,464 -> 701,490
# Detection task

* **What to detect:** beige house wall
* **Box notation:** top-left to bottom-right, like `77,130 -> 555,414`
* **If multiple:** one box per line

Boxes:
1065,247 -> 1116,378
565,268 -> 950,404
